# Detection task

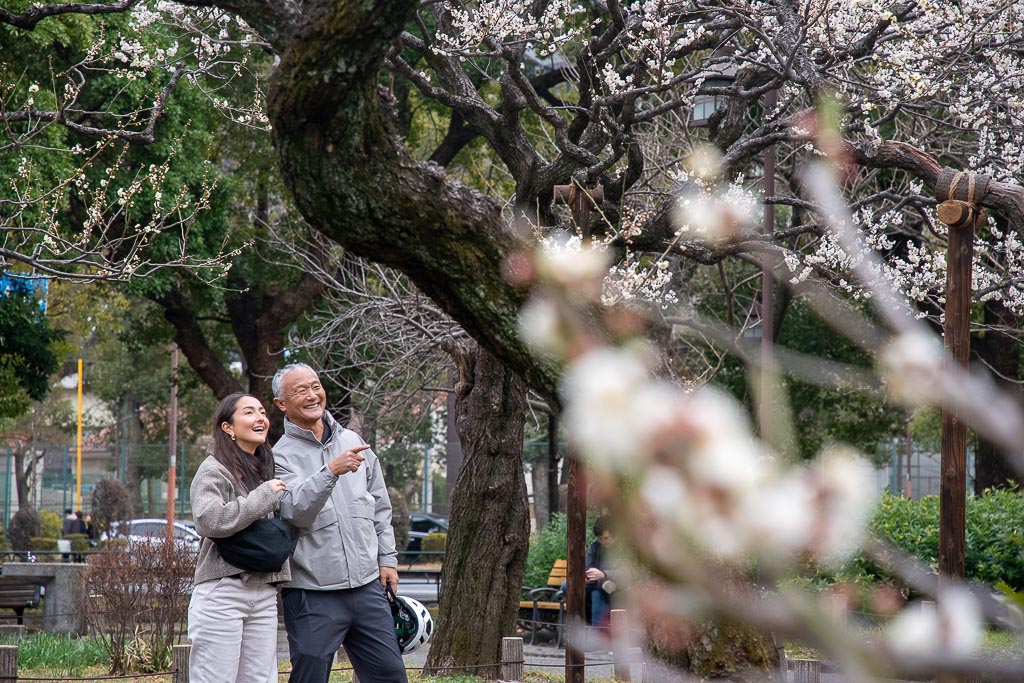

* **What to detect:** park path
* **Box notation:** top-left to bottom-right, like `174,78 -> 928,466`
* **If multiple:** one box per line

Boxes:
276,625 -> 861,681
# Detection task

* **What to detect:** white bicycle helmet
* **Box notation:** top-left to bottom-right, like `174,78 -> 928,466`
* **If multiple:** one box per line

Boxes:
388,587 -> 434,654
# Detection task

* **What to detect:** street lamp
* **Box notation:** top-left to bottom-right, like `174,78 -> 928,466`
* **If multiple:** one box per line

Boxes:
689,62 -> 777,441
690,65 -> 737,128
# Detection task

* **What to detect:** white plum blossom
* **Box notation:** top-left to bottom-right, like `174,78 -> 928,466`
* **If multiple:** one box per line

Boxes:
806,447 -> 877,563
535,234 -> 611,300
885,589 -> 982,660
673,183 -> 759,244
603,256 -> 678,308
559,345 -> 662,470
518,297 -> 567,358
878,329 -> 946,406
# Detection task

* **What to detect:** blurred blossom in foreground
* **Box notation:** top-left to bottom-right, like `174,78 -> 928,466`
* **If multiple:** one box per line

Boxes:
517,298 -> 567,359
672,186 -> 758,244
522,237 -> 878,567
552,326 -> 875,566
885,589 -> 981,660
878,329 -> 945,405
535,234 -> 610,300
559,346 -> 674,471
685,143 -> 725,183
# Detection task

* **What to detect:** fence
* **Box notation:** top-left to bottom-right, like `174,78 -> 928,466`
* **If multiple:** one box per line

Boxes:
886,444 -> 976,500
0,443 -> 209,529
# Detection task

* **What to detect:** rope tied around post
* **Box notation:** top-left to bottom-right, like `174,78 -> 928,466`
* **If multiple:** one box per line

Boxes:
935,167 -> 991,230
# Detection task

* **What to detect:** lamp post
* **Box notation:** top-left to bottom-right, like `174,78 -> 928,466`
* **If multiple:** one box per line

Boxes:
553,180 -> 603,683
166,343 -> 178,539
691,73 -> 777,440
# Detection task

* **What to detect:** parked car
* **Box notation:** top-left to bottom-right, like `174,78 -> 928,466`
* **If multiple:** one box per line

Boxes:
406,512 -> 448,552
104,519 -> 202,554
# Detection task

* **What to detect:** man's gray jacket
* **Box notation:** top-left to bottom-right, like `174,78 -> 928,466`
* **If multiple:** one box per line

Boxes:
274,411 -> 398,590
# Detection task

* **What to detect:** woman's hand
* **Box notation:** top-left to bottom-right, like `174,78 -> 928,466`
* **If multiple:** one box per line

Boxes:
266,478 -> 287,493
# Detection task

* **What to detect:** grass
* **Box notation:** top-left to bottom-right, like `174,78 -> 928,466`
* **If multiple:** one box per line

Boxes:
3,662 -> 611,682
0,635 -> 607,683
0,632 -> 107,675
784,627 -> 1024,662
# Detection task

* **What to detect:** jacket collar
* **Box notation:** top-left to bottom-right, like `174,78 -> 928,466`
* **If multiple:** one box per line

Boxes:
282,411 -> 339,445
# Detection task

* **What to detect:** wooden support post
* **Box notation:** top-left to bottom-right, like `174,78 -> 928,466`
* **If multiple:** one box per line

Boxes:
611,609 -> 630,681
0,645 -> 14,682
827,593 -> 847,629
336,645 -> 361,683
171,644 -> 190,683
940,211 -> 972,584
935,168 -> 987,586
500,636 -> 524,682
792,658 -> 821,683
552,180 -> 603,683
773,635 -> 788,683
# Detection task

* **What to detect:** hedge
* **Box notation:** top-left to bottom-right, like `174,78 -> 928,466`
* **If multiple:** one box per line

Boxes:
421,532 -> 447,554
848,489 -> 1024,589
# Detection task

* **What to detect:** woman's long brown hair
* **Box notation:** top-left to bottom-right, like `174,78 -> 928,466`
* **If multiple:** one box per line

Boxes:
210,393 -> 274,493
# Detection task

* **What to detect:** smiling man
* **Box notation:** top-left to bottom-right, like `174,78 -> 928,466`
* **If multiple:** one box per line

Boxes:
271,362 -> 406,683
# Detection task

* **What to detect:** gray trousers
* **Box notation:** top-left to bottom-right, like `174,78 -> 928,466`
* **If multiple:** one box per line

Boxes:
283,581 -> 408,683
188,577 -> 279,683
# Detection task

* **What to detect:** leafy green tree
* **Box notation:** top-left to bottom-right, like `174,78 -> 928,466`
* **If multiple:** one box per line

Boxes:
0,282 -> 64,419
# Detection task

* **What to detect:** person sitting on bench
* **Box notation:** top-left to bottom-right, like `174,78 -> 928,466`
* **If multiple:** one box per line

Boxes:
584,515 -> 616,629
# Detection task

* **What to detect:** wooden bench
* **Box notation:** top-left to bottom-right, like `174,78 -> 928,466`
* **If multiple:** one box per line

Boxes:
0,577 -> 43,625
519,559 -> 566,646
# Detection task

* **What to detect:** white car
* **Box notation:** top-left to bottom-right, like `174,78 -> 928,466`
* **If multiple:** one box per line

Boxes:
104,519 -> 202,553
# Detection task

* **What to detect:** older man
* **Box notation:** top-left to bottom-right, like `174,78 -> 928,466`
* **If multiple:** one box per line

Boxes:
272,362 -> 406,683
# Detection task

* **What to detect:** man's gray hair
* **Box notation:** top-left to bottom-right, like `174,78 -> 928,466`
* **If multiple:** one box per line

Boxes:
271,362 -> 317,398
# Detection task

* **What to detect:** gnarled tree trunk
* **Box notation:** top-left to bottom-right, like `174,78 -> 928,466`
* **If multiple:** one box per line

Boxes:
425,340 -> 530,677
973,299 -> 1020,493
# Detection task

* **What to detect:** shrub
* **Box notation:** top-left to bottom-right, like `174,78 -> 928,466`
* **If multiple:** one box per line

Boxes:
90,478 -> 132,537
844,490 -> 1024,590
523,513 -> 568,588
421,532 -> 447,553
29,537 -> 57,552
8,507 -> 41,551
67,534 -> 90,553
78,538 -> 195,674
39,509 -> 61,539
389,487 -> 410,552
523,509 -> 603,588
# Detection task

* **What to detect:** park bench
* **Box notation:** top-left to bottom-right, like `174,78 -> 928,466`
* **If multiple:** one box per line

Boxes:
0,577 -> 43,625
519,559 -> 566,646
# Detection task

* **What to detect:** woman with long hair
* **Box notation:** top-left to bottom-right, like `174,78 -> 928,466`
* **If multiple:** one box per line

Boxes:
188,393 -> 289,682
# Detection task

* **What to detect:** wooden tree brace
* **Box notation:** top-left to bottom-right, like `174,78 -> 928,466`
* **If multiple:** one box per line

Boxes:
552,181 -> 605,209
935,167 -> 991,230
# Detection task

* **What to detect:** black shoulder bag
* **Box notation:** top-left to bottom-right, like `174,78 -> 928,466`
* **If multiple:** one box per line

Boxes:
214,511 -> 291,573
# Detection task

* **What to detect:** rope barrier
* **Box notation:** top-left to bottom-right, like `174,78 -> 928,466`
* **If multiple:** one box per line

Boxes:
12,672 -> 171,681
0,650 -> 621,680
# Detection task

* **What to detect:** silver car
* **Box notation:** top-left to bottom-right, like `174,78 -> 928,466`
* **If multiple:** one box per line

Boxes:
105,518 -> 201,553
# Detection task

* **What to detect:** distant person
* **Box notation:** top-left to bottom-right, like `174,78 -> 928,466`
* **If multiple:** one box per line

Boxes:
188,393 -> 290,683
585,515 -> 617,628
60,509 -> 77,537
83,514 -> 98,546
61,509 -> 83,562
72,511 -> 87,561
272,362 -> 407,683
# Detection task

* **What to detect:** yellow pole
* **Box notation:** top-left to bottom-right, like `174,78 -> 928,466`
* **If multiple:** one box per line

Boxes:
76,358 -> 83,511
